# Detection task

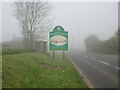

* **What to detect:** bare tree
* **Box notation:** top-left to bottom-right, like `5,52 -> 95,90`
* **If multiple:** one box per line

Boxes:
14,1 -> 52,49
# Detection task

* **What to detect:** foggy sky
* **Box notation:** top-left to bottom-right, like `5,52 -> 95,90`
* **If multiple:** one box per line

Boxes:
1,2 -> 118,50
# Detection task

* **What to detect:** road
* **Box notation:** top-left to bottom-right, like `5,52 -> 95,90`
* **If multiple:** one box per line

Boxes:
67,51 -> 119,88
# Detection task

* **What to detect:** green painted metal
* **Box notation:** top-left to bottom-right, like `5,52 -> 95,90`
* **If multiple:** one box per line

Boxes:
49,26 -> 68,51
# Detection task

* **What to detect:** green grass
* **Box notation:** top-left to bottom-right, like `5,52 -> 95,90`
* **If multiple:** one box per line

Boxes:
2,52 -> 87,88
0,55 -> 1,89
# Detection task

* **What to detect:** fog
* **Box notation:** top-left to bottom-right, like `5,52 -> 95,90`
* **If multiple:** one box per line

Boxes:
1,2 -> 118,51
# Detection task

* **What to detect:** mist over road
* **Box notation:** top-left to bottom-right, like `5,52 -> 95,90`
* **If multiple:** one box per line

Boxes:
67,51 -> 119,88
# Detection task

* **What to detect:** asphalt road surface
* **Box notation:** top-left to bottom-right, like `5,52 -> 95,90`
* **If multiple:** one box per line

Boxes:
67,51 -> 119,88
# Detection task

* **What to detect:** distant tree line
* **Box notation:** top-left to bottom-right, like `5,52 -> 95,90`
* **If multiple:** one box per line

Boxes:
84,29 -> 119,54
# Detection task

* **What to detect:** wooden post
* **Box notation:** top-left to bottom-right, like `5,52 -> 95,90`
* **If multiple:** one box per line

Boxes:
63,51 -> 65,61
53,51 -> 55,64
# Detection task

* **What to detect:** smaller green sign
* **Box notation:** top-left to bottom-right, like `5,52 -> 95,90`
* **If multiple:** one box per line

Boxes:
49,26 -> 68,51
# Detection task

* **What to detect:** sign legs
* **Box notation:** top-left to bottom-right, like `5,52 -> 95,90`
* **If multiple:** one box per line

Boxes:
63,51 -> 65,61
53,51 -> 55,64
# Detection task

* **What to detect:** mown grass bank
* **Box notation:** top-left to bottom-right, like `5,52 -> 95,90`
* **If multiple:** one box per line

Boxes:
0,55 -> 1,89
2,52 -> 87,88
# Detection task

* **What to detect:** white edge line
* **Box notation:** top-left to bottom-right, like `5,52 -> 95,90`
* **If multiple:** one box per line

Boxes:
67,55 -> 94,88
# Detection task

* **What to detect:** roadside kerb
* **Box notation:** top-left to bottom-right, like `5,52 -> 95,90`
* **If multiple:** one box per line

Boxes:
67,55 -> 94,88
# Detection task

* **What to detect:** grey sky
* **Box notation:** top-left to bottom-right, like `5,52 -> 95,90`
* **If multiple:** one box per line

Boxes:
1,2 -> 118,50
52,2 -> 118,49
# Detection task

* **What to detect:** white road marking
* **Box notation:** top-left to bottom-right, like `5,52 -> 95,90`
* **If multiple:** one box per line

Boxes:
115,67 -> 120,69
84,56 -> 119,70
67,56 -> 94,88
99,61 -> 110,65
99,61 -> 120,70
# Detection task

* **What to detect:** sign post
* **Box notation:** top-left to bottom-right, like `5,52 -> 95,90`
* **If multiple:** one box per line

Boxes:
49,26 -> 68,63
63,51 -> 65,61
53,51 -> 55,64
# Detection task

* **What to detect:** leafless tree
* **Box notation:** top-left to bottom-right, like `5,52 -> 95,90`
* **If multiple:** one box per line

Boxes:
14,1 -> 52,49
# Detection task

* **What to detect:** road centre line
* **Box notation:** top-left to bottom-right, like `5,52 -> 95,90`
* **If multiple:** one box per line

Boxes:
99,61 -> 120,70
115,67 -> 120,69
83,55 -> 120,70
99,61 -> 110,65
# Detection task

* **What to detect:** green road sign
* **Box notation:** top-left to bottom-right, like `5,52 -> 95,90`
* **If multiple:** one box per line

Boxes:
49,26 -> 68,51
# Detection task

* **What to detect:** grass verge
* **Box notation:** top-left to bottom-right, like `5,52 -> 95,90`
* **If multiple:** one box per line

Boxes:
2,52 -> 87,88
0,55 -> 1,89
